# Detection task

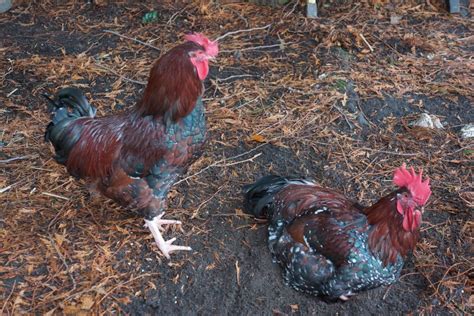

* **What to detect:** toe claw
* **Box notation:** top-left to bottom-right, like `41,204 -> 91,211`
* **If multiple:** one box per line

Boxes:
145,215 -> 191,260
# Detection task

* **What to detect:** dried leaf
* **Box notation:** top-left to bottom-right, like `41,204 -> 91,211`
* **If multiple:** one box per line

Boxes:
223,119 -> 241,125
249,134 -> 265,143
118,296 -> 132,304
114,225 -> 129,235
44,308 -> 57,316
94,286 -> 107,295
71,74 -> 84,81
54,233 -> 65,246
80,295 -> 95,310
62,304 -> 81,315
19,208 -> 36,214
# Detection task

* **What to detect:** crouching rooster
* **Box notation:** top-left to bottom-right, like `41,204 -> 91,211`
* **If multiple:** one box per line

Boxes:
243,164 -> 431,300
44,33 -> 218,259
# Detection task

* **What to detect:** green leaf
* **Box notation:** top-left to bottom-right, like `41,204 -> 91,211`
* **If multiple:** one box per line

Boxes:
142,11 -> 158,24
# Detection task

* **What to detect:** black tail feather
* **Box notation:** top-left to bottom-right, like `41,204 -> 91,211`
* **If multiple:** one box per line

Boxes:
43,87 -> 96,164
43,87 -> 96,121
243,175 -> 290,219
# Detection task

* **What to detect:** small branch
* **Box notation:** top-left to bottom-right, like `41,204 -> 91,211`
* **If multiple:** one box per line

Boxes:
191,187 -> 224,219
0,281 -> 16,315
235,260 -> 241,287
215,24 -> 272,42
103,30 -> 160,52
333,104 -> 354,129
357,102 -> 376,127
0,180 -> 22,194
0,185 -> 14,194
48,235 -> 77,291
177,153 -> 262,185
7,88 -> 18,97
167,8 -> 187,25
283,1 -> 299,19
372,34 -> 403,57
359,33 -> 374,52
216,74 -> 255,82
234,96 -> 259,109
361,147 -> 418,156
94,63 -> 146,85
432,262 -> 468,298
97,273 -> 159,305
0,155 -> 33,163
220,43 -> 288,54
348,157 -> 379,182
42,192 -> 70,201
383,284 -> 393,300
214,153 -> 262,167
175,144 -> 267,185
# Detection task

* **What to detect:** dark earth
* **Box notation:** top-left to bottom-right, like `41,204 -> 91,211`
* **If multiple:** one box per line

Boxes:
0,1 -> 472,315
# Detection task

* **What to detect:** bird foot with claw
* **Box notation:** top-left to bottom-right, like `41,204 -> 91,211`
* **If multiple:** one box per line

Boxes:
157,237 -> 192,259
339,292 -> 356,301
144,213 -> 182,232
145,215 -> 191,259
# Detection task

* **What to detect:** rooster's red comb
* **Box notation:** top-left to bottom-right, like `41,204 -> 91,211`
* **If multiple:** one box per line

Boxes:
184,33 -> 219,57
393,163 -> 431,205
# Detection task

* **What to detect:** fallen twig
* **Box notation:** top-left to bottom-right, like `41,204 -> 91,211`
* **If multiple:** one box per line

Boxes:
360,148 -> 419,156
97,273 -> 159,305
0,281 -> 16,315
7,88 -> 18,97
0,185 -> 14,194
283,1 -> 299,19
215,153 -> 262,167
47,235 -> 77,291
177,153 -> 262,185
192,187 -> 224,219
0,180 -> 23,194
0,155 -> 33,163
333,104 -> 354,129
235,260 -> 241,286
167,7 -> 186,25
94,63 -> 146,85
359,33 -> 374,52
220,43 -> 290,54
41,192 -> 70,201
216,74 -> 255,82
103,30 -> 160,51
175,144 -> 267,185
215,24 -> 271,42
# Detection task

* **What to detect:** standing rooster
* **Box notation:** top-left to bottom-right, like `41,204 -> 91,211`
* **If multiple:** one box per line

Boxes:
44,33 -> 218,259
243,164 -> 431,300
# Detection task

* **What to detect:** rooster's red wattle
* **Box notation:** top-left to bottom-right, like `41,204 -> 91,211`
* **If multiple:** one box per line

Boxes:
44,33 -> 218,259
243,164 -> 431,300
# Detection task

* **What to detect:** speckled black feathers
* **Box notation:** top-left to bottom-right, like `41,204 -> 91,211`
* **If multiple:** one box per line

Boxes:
243,175 -> 407,300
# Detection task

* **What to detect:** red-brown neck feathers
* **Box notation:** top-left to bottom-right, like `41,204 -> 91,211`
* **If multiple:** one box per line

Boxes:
366,164 -> 431,265
137,41 -> 204,121
365,189 -> 420,266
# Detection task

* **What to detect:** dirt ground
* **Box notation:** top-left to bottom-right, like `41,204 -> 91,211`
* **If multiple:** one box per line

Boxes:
0,0 -> 472,314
